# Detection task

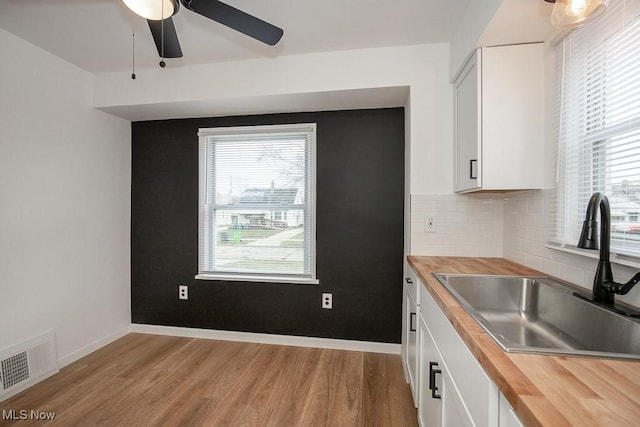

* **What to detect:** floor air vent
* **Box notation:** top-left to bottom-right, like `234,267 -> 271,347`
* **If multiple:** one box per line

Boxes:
0,332 -> 58,402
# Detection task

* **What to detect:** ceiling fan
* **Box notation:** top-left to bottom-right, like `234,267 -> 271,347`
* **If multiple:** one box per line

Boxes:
121,0 -> 284,61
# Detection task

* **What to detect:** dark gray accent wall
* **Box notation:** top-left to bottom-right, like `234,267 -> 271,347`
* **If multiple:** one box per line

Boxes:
131,108 -> 405,343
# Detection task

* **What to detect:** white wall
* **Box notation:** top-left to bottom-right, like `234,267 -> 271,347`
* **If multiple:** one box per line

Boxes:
449,0 -> 502,79
0,28 -> 131,365
93,44 -> 454,196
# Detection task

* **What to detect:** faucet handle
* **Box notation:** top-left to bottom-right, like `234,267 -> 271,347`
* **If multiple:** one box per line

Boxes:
605,272 -> 640,295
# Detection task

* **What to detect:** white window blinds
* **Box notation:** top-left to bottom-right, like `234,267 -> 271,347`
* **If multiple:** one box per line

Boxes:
554,0 -> 640,257
197,124 -> 317,283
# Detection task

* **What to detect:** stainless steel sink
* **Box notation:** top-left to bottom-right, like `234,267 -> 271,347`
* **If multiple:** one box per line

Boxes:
432,273 -> 640,360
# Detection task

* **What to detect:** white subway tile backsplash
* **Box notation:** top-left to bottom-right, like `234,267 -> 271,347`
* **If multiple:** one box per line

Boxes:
446,212 -> 469,224
538,258 -> 561,277
524,226 -> 538,242
526,196 -> 544,213
443,221 -> 458,233
445,233 -> 470,246
411,200 -> 437,213
523,213 -> 538,226
467,212 -> 494,224
521,238 -> 535,254
480,203 -> 501,214
443,201 -> 459,213
456,201 -> 476,213
455,246 -> 481,257
411,194 -> 503,258
534,241 -> 552,258
507,212 -> 522,226
557,263 -> 584,285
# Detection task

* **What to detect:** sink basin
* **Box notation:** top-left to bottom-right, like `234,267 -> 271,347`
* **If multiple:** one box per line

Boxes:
432,273 -> 640,360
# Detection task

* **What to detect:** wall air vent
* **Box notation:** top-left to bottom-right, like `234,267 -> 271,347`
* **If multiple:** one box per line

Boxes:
0,332 -> 58,402
1,351 -> 30,389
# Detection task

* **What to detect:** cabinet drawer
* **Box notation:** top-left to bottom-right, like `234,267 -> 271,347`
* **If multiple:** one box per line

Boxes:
419,277 -> 498,426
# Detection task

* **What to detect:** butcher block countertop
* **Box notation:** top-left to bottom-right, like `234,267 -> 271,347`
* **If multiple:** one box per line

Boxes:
407,256 -> 640,427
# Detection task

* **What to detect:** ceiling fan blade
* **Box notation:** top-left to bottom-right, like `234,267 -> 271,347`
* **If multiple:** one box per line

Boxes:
182,0 -> 283,46
148,18 -> 183,58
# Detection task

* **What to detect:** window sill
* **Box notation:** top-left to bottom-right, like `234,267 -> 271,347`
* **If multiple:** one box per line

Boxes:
545,243 -> 640,269
195,273 -> 320,285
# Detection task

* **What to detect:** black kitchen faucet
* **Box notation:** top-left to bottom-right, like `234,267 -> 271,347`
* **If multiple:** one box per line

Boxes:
576,192 -> 640,316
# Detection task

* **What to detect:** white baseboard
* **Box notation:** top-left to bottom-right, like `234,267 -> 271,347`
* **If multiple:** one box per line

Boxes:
130,324 -> 401,355
58,326 -> 130,368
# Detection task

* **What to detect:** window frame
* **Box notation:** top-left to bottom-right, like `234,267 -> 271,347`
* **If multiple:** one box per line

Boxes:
196,123 -> 318,284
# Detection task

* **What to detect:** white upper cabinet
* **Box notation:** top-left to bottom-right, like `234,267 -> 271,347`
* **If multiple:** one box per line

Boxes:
454,43 -> 545,193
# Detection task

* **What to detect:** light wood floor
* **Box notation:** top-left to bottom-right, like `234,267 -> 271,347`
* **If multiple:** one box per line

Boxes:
1,333 -> 418,426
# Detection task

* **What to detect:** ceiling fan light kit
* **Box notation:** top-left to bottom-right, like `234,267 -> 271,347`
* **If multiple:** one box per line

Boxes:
122,0 -> 178,21
544,0 -> 609,29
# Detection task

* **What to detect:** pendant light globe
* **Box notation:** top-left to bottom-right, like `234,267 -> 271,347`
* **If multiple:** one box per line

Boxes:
121,0 -> 179,21
549,0 -> 608,29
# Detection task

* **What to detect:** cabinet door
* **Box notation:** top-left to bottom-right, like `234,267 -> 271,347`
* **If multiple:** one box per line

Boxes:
442,372 -> 474,427
401,279 -> 409,382
454,49 -> 481,192
407,289 -> 419,406
418,314 -> 442,427
481,43 -> 544,190
419,271 -> 499,426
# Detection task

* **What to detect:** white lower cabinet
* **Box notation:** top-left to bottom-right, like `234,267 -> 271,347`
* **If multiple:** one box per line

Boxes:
418,311 -> 442,426
402,265 -> 420,406
418,291 -> 478,427
407,267 -> 524,427
407,288 -> 419,404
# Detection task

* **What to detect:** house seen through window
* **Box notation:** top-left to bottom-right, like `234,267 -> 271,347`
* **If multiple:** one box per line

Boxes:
197,124 -> 317,283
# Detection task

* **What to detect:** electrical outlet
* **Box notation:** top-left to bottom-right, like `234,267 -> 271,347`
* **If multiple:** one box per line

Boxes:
322,293 -> 332,309
425,215 -> 437,233
179,285 -> 188,300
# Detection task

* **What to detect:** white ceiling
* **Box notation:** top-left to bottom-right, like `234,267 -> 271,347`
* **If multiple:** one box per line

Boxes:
0,0 -> 473,74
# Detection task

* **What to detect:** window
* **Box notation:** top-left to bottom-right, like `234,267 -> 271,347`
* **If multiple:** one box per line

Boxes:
554,0 -> 640,257
197,123 -> 317,283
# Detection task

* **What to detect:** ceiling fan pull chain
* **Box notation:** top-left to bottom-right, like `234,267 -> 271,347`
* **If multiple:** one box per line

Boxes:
159,0 -> 166,67
131,14 -> 136,79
